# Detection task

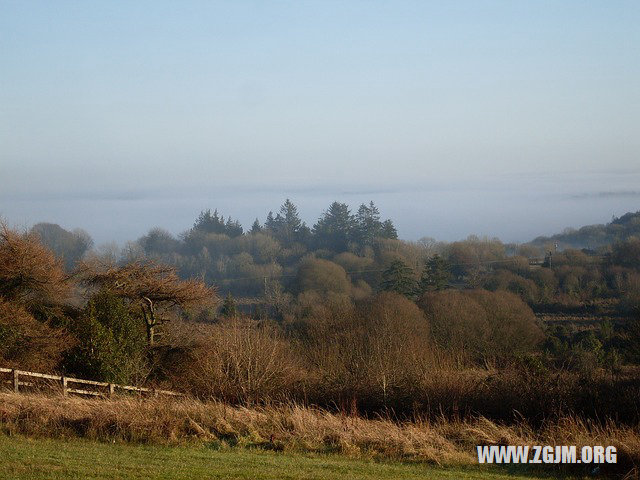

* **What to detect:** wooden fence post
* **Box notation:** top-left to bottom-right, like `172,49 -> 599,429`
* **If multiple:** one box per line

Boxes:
1,366 -> 179,399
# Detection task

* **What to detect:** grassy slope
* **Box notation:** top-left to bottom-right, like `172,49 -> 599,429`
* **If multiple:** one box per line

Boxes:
0,435 -> 563,480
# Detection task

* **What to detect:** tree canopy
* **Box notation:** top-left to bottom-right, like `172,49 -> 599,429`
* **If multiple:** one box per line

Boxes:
79,261 -> 216,346
0,222 -> 71,318
380,260 -> 416,298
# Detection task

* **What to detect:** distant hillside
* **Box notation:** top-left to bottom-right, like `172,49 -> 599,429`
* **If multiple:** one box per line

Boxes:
529,210 -> 640,250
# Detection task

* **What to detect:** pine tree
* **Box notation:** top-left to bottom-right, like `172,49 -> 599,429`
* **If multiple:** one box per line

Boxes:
193,209 -> 243,237
381,219 -> 398,239
380,260 -> 416,298
225,217 -> 244,237
274,199 -> 305,245
220,293 -> 237,318
313,201 -> 355,252
418,254 -> 451,294
250,218 -> 262,234
193,209 -> 225,234
354,201 -> 383,246
281,199 -> 302,232
265,211 -> 277,232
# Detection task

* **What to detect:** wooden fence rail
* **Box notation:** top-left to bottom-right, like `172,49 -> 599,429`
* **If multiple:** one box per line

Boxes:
0,367 -> 182,398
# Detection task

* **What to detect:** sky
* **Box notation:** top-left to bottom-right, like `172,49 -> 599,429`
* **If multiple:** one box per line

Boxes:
1,1 -> 639,244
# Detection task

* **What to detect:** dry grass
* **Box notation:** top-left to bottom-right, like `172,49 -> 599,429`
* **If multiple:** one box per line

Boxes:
0,392 -> 465,464
1,391 -> 639,475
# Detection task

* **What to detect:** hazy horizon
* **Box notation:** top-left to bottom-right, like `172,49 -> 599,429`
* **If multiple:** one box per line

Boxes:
3,170 -> 640,246
2,1 -> 639,245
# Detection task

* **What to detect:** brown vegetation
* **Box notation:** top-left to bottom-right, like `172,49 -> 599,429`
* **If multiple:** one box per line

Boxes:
0,222 -> 70,318
0,392 -> 638,475
0,300 -> 72,371
0,223 -> 74,371
3,213 -> 640,475
164,318 -> 304,403
418,290 -> 543,364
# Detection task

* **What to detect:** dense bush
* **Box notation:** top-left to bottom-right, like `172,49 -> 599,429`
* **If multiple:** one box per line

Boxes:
168,318 -> 304,403
418,290 -> 543,363
294,257 -> 351,295
0,299 -> 71,371
64,291 -> 147,384
300,292 -> 432,411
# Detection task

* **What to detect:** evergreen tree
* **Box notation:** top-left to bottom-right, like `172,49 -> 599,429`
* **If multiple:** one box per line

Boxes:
250,218 -> 262,234
193,209 -> 243,237
264,211 -> 277,232
64,291 -> 147,384
220,293 -> 238,318
313,201 -> 355,252
418,254 -> 451,293
380,260 -> 416,298
225,217 -> 244,237
193,209 -> 226,234
280,199 -> 302,232
272,199 -> 305,245
381,219 -> 398,239
354,201 -> 383,246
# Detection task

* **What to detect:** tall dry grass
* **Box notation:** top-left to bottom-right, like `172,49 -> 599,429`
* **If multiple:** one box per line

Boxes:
0,391 -> 638,476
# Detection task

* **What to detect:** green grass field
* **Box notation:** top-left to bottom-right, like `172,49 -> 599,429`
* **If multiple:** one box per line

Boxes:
0,435 -> 577,480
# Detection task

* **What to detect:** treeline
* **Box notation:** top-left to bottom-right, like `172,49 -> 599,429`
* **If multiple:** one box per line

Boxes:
3,206 -> 640,425
138,199 -> 399,298
530,210 -> 640,250
23,204 -> 640,375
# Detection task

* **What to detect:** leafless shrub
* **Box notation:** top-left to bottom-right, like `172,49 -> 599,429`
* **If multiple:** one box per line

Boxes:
168,318 -> 305,403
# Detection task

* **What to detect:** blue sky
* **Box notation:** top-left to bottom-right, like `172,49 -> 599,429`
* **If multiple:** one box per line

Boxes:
1,1 -> 639,242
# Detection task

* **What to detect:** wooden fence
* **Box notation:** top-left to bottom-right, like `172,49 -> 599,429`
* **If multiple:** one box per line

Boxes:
0,367 -> 182,398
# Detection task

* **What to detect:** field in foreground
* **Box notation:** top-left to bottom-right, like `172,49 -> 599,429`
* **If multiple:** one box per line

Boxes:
0,435 -> 567,480
0,392 -> 635,478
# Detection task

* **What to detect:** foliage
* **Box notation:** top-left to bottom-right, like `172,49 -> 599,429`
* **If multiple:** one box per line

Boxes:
0,299 -> 71,371
418,289 -> 543,363
220,293 -> 237,318
418,254 -> 451,293
446,236 -> 505,283
79,260 -> 216,346
172,318 -> 303,403
612,237 -> 640,269
300,292 -> 431,409
9,203 -> 640,429
530,210 -> 640,249
313,202 -> 355,252
138,228 -> 180,255
483,269 -> 539,303
294,257 -> 351,295
64,291 -> 147,383
264,199 -> 309,246
0,222 -> 70,319
380,260 -> 416,298
352,201 -> 385,246
192,209 -> 243,237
